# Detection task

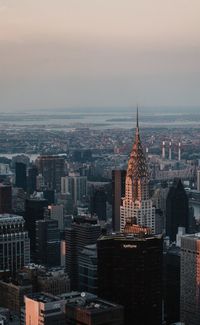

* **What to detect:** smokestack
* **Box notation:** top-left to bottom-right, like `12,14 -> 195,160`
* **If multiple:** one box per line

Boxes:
169,141 -> 172,160
178,142 -> 181,161
162,141 -> 166,160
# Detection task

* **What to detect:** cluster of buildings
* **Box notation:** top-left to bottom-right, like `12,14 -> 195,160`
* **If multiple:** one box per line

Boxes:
0,113 -> 200,324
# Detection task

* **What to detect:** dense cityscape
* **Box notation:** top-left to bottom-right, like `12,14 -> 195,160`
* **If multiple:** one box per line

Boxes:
0,109 -> 199,324
1,0 -> 199,324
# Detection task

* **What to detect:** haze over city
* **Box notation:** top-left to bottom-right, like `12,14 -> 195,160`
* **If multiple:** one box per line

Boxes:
0,0 -> 200,112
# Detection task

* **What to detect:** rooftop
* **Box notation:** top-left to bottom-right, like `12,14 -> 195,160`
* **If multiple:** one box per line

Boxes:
0,214 -> 24,223
99,232 -> 162,242
60,292 -> 122,312
26,293 -> 61,303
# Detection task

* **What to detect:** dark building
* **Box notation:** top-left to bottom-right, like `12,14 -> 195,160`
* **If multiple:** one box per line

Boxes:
0,280 -> 32,316
15,162 -> 27,191
166,178 -> 189,242
43,189 -> 55,205
65,216 -> 101,290
0,184 -> 12,214
91,188 -> 107,221
36,219 -> 60,267
79,244 -> 97,294
24,198 -> 48,259
163,245 -> 180,325
97,233 -> 163,325
27,166 -> 38,194
63,292 -> 124,325
112,170 -> 126,231
36,155 -> 65,192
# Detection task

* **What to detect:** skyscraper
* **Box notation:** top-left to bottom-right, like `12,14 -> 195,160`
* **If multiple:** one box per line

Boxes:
36,219 -> 60,267
120,110 -> 156,233
166,178 -> 189,242
36,155 -> 65,192
180,234 -> 200,325
97,233 -> 163,325
15,162 -> 27,191
91,188 -> 107,221
65,216 -> 101,289
61,172 -> 87,206
27,165 -> 38,194
0,184 -> 12,214
79,244 -> 97,294
112,170 -> 126,231
24,198 -> 48,259
0,214 -> 30,276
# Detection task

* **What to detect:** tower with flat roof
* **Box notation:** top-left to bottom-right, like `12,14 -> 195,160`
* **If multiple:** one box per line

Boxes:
97,233 -> 163,325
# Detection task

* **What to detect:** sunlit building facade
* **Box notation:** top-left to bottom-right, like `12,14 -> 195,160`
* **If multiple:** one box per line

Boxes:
180,234 -> 200,325
120,110 -> 156,233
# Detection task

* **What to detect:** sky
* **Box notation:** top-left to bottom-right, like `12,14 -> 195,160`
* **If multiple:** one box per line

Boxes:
0,0 -> 200,112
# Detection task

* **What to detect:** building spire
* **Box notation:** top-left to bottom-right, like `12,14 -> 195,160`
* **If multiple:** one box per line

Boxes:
136,106 -> 139,137
127,107 -> 148,180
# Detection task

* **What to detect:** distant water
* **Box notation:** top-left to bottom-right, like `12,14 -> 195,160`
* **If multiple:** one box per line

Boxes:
0,107 -> 200,129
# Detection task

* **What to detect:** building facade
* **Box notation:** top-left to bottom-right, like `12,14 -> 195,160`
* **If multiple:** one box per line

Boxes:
97,233 -> 163,325
166,178 -> 189,242
79,244 -> 97,294
120,111 -> 156,233
65,216 -> 101,290
36,219 -> 61,267
25,293 -> 66,325
180,234 -> 200,325
0,214 -> 30,276
112,169 -> 126,232
36,155 -> 65,192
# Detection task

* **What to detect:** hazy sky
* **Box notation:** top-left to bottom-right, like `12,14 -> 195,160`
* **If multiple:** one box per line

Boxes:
0,0 -> 200,112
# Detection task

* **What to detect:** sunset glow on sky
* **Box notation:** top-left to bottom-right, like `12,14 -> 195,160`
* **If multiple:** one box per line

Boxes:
0,0 -> 200,111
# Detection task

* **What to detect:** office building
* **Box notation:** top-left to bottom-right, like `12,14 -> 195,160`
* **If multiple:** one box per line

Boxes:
36,219 -> 60,267
24,293 -> 66,325
112,170 -> 126,232
27,165 -> 38,194
65,216 -> 101,289
91,188 -> 107,221
64,292 -> 124,325
61,172 -> 87,206
36,155 -> 65,192
0,279 -> 32,315
79,244 -> 97,294
120,110 -> 156,233
0,214 -> 30,276
98,233 -> 163,325
21,264 -> 70,296
180,234 -> 200,325
197,169 -> 200,191
0,184 -> 12,214
15,162 -> 27,191
164,245 -> 181,325
43,189 -> 55,204
37,268 -> 70,296
24,198 -> 48,258
166,178 -> 189,242
49,204 -> 64,230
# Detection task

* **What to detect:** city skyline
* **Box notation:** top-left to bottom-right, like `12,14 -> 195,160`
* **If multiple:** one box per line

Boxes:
0,0 -> 200,111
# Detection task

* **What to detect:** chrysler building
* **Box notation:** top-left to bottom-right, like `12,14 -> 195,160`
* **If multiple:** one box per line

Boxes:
120,110 -> 156,233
